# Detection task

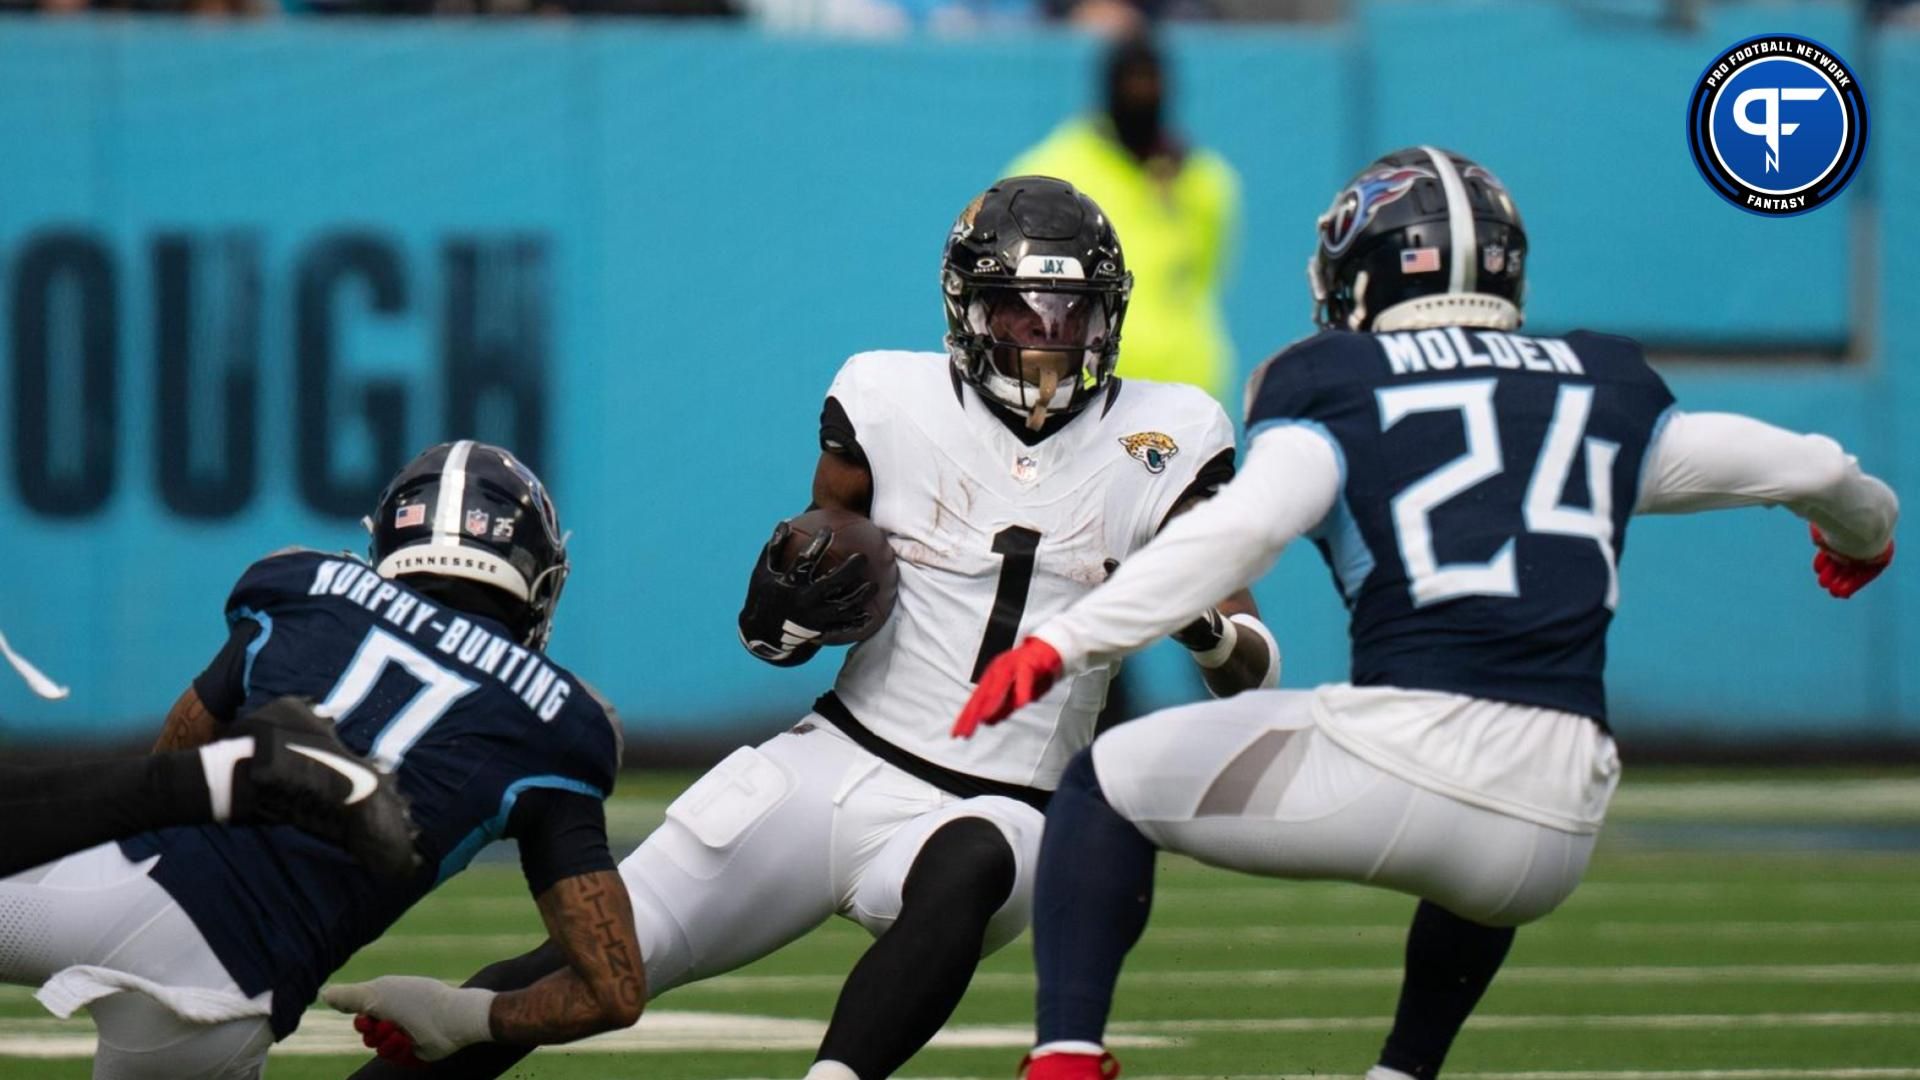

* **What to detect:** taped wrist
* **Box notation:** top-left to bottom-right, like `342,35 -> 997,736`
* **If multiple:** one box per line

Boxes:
443,987 -> 498,1051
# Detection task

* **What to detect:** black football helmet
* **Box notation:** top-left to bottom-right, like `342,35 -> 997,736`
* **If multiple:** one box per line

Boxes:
367,441 -> 569,650
1310,146 -> 1527,333
943,176 -> 1132,430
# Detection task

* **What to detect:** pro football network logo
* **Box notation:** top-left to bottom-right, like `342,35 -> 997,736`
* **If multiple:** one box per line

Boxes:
1686,34 -> 1867,217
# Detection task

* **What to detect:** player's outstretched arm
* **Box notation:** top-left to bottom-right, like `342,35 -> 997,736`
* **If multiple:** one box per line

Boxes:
326,871 -> 643,1061
1636,411 -> 1898,597
957,425 -> 1338,735
1159,496 -> 1281,696
490,869 -> 646,1041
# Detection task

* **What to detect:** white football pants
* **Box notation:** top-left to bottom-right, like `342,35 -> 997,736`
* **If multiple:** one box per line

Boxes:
0,844 -> 273,1079
1091,690 -> 1601,926
619,718 -> 1046,997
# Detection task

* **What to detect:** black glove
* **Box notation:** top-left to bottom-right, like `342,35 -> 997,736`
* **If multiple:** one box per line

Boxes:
1171,607 -> 1228,653
738,520 -> 877,666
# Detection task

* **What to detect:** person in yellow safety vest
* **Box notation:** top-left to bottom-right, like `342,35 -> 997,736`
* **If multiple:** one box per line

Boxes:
1007,32 -> 1240,403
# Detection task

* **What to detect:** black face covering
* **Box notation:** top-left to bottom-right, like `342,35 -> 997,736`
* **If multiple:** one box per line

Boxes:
1105,36 -> 1166,161
1109,85 -> 1162,160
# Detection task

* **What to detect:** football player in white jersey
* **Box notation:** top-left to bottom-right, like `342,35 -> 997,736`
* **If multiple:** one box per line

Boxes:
338,176 -> 1279,1080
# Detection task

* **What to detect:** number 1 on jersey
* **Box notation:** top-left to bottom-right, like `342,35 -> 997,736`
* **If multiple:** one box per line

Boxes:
971,526 -> 1042,682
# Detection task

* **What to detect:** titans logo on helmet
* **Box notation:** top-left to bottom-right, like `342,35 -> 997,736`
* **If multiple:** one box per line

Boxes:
1686,33 -> 1868,217
1320,166 -> 1435,256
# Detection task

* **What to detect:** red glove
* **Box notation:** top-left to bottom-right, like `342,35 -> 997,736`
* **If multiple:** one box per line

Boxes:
1811,524 -> 1894,599
354,1014 -> 427,1070
953,638 -> 1063,739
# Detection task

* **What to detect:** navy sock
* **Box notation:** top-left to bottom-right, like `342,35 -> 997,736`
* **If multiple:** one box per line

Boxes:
1033,749 -> 1157,1046
1377,900 -> 1517,1078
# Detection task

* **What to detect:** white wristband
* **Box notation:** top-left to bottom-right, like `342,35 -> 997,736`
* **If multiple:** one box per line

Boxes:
1229,612 -> 1281,688
1189,612 -> 1239,669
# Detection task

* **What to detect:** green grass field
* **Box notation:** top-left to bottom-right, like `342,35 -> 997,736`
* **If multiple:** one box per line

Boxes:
3,767 -> 1917,1079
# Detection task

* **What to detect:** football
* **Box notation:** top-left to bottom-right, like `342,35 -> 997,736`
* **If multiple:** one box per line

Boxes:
778,507 -> 898,645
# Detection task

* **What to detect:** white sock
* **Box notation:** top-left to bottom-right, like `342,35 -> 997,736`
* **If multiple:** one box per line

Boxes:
1032,1041 -> 1105,1057
197,737 -> 256,822
804,1061 -> 859,1080
1366,1068 -> 1417,1080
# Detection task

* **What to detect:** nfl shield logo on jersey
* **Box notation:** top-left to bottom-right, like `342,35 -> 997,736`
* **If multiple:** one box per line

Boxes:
1119,432 -> 1179,474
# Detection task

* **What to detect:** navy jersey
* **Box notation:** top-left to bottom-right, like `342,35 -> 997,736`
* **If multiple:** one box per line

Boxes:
1245,328 -> 1675,722
122,550 -> 619,1038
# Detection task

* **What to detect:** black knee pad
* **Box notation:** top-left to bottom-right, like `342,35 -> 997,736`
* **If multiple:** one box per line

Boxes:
901,817 -> 1017,918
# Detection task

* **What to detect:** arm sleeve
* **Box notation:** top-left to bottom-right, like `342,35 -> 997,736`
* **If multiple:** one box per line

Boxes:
1635,411 -> 1899,558
1035,423 -> 1343,673
190,619 -> 262,725
505,788 -> 616,898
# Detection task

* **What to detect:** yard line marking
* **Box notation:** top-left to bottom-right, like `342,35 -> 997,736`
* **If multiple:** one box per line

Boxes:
1112,1011 -> 1919,1034
758,1071 -> 1920,1080
676,962 -> 1920,994
1141,919 -> 1920,946
1112,1071 -> 1920,1080
0,1012 -> 1169,1058
1609,778 -> 1920,818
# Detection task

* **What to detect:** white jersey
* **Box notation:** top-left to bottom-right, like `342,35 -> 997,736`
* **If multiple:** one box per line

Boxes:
821,350 -> 1235,792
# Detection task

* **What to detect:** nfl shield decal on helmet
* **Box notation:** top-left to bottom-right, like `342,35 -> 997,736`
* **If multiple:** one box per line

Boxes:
1119,432 -> 1179,474
465,508 -> 490,536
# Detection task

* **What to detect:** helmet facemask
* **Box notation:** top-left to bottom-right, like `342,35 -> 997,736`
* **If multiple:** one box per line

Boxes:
965,286 -> 1115,430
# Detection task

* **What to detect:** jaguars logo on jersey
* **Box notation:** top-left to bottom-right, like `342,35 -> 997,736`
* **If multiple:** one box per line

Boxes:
1119,432 -> 1179,474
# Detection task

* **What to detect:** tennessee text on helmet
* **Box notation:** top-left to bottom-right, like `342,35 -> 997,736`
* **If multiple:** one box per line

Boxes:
943,176 -> 1133,430
1309,146 -> 1527,333
367,440 -> 571,650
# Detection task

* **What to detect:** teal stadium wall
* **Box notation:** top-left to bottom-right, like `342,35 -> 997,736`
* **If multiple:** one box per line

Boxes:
0,2 -> 1912,747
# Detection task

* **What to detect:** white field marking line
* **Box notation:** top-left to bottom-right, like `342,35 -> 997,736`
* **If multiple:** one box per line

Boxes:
0,1012 -> 1169,1058
1142,919 -> 1920,946
675,962 -> 1920,994
1110,1011 -> 1920,1035
1150,881 -> 1920,906
1609,778 -> 1920,818
1107,1072 -> 1920,1080
731,1071 -> 1920,1080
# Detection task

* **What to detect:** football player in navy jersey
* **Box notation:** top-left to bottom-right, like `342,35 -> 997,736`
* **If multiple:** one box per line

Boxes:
0,441 -> 644,1079
955,147 -> 1899,1080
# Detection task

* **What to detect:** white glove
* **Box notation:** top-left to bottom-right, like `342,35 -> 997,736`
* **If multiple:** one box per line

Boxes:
322,975 -> 496,1061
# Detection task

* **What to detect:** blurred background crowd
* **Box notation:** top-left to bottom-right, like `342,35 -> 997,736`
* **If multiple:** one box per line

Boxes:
10,0 -> 1920,31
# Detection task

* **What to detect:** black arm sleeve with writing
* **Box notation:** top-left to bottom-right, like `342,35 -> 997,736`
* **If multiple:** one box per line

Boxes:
191,619 -> 261,725
505,788 -> 616,898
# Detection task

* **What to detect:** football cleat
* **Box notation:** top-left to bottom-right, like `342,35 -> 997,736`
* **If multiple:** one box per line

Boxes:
229,696 -> 421,879
1021,1051 -> 1120,1080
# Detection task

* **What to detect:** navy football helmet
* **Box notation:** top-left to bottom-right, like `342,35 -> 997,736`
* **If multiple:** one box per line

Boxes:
1310,147 -> 1527,333
943,176 -> 1132,430
368,441 -> 569,650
